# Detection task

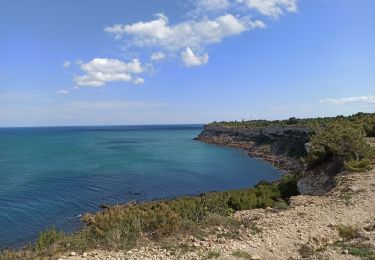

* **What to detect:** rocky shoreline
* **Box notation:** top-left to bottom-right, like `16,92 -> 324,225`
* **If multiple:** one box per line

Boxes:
194,124 -> 311,175
195,134 -> 301,175
194,124 -> 342,196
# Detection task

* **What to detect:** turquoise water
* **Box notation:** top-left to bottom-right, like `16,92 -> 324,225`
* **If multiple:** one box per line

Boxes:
0,125 -> 281,248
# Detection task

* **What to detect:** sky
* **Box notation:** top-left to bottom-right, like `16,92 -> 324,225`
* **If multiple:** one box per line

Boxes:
0,0 -> 374,127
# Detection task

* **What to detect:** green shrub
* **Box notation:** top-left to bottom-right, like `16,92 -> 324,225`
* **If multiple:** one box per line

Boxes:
34,227 -> 65,253
227,189 -> 258,211
286,117 -> 299,125
299,244 -> 315,258
84,205 -> 142,249
345,159 -> 372,172
75,181 -> 292,252
9,172 -> 300,256
336,225 -> 360,240
0,249 -> 36,260
307,121 -> 374,170
232,250 -> 252,259
343,244 -> 375,258
273,200 -> 289,210
141,202 -> 181,238
278,174 -> 300,199
203,250 -> 220,259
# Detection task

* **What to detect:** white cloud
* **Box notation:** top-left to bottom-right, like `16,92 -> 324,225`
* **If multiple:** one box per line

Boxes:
104,13 -> 170,41
105,13 -> 256,66
192,0 -> 231,14
133,77 -> 145,85
74,58 -> 144,87
105,14 -> 249,51
181,47 -> 209,67
102,0 -> 298,67
57,89 -> 70,95
150,52 -> 166,61
320,96 -> 375,105
190,0 -> 297,17
86,0 -> 297,76
238,0 -> 298,17
249,20 -> 266,29
63,61 -> 71,68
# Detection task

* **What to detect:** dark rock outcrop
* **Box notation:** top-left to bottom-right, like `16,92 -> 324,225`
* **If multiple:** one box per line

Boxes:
195,124 -> 339,195
297,157 -> 343,195
196,125 -> 312,157
195,125 -> 312,174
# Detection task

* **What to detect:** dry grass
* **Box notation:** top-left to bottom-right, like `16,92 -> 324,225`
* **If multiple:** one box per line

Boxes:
336,225 -> 361,240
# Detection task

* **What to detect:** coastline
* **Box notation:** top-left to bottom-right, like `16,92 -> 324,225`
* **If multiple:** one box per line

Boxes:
0,125 -> 289,253
195,135 -> 302,175
194,125 -> 307,175
3,119 -> 375,259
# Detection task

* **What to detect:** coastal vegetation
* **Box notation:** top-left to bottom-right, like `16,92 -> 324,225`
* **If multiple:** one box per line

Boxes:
210,112 -> 375,135
0,176 -> 299,259
2,113 -> 374,259
212,112 -> 375,172
306,119 -> 374,171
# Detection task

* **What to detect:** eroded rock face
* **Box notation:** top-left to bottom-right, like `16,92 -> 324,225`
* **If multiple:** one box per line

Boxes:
297,158 -> 343,195
195,125 -> 312,175
297,172 -> 336,195
196,124 -> 341,195
197,125 -> 312,158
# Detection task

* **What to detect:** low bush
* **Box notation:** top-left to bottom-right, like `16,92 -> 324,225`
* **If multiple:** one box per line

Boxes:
1,173 -> 300,258
299,244 -> 315,258
345,159 -> 372,172
336,225 -> 360,240
203,250 -> 221,259
232,250 -> 252,259
34,227 -> 65,253
342,244 -> 375,258
278,174 -> 300,199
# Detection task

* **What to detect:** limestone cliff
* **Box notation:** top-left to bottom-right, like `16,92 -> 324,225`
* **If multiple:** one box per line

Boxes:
196,124 -> 311,157
195,124 -> 338,195
195,124 -> 311,173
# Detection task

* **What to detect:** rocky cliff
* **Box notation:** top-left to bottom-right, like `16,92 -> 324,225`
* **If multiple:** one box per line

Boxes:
197,125 -> 312,156
195,124 -> 312,174
195,124 -> 340,195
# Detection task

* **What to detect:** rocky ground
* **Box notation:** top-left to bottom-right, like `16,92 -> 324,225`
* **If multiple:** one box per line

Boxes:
196,135 -> 302,174
58,168 -> 375,260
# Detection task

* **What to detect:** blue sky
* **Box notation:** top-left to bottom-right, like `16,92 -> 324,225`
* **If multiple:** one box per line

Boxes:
0,0 -> 374,126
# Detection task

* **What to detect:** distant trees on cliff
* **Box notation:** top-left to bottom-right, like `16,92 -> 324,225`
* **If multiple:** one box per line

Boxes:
307,120 -> 374,171
211,112 -> 375,171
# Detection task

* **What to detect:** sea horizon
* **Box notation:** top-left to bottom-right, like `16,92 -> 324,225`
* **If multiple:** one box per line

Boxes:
0,123 -> 205,129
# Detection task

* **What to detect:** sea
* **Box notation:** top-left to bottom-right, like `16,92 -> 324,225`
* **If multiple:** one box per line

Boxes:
0,125 -> 281,248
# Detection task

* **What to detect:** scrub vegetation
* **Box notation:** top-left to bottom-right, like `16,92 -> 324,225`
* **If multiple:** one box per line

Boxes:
213,112 -> 375,172
0,176 -> 299,259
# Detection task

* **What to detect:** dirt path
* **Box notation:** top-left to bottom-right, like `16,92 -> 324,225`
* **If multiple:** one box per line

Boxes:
60,169 -> 375,260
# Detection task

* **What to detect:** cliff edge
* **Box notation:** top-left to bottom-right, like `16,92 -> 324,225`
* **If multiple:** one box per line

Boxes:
195,124 -> 311,174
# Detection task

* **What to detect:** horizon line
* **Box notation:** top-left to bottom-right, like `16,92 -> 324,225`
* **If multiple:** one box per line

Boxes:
0,123 -> 206,129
